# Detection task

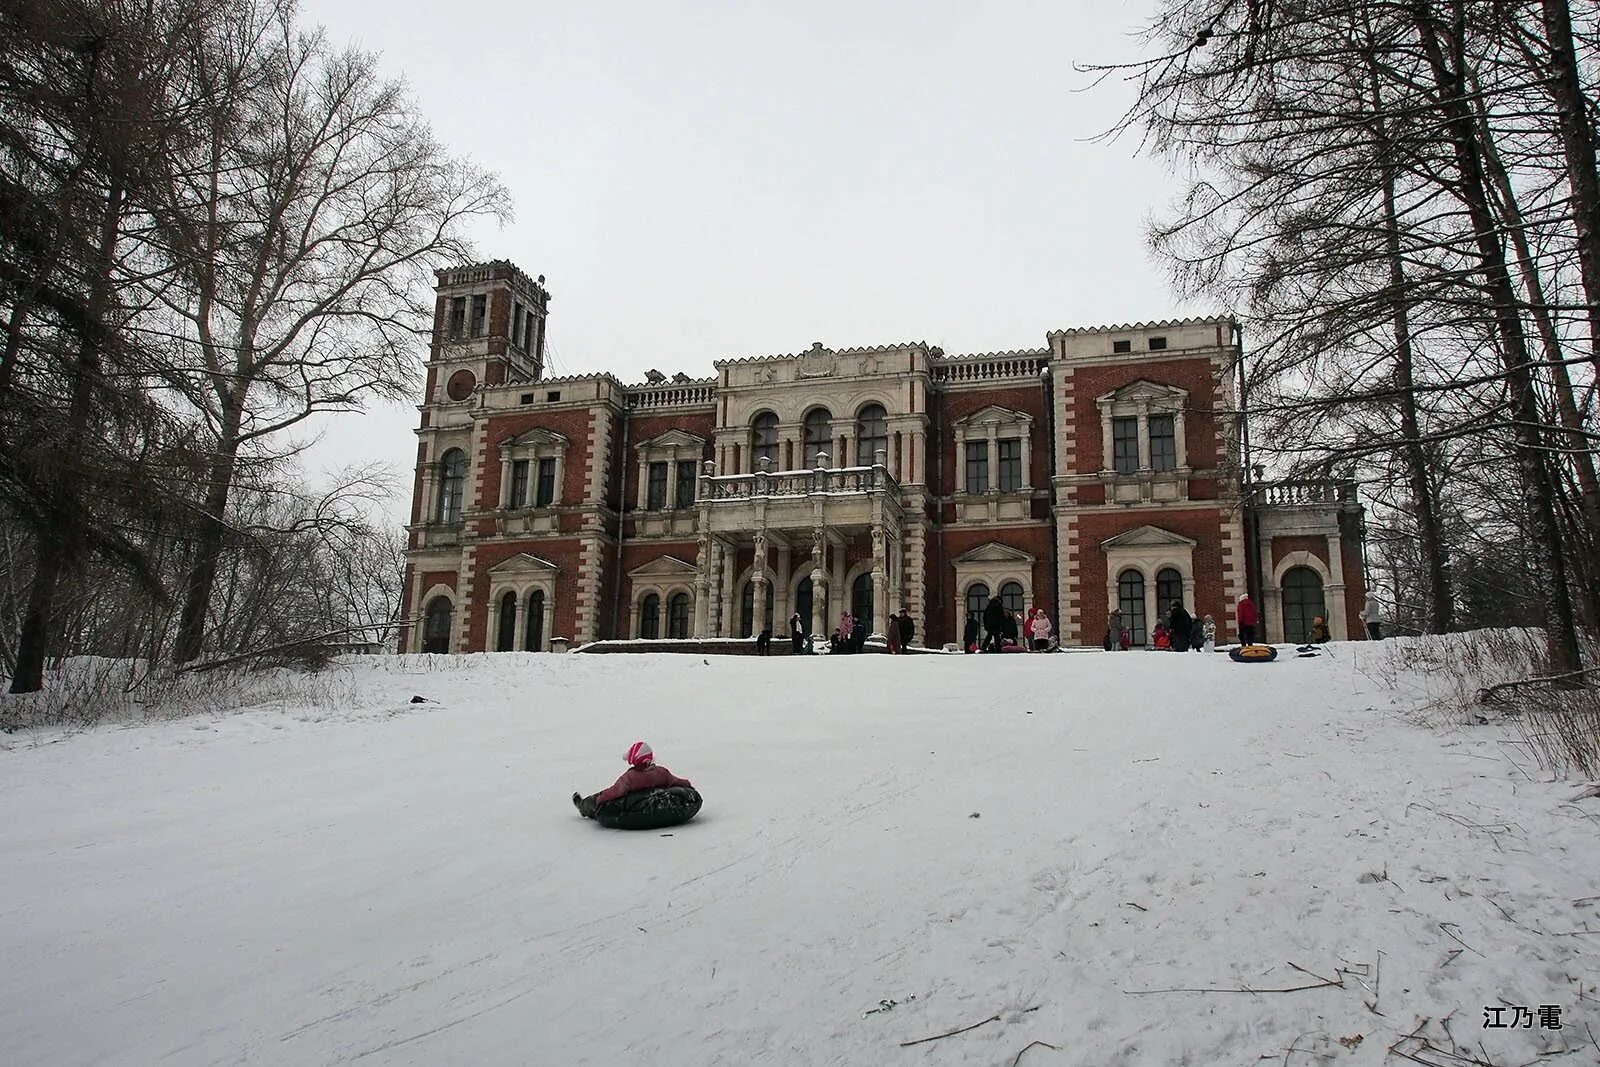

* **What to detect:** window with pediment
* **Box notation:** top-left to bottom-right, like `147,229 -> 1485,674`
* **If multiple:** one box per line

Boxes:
499,429 -> 568,510
953,406 -> 1033,494
636,430 -> 707,509
1096,381 -> 1190,476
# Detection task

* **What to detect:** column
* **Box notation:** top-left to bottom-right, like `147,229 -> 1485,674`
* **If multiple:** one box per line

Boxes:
831,538 -> 846,619
629,599 -> 641,640
810,528 -> 828,639
1326,535 -> 1348,640
1136,405 -> 1151,470
637,457 -> 649,510
1019,431 -> 1032,490
512,589 -> 527,650
1100,410 -> 1114,473
542,595 -> 555,651
871,524 -> 888,637
986,424 -> 999,490
693,535 -> 712,637
1173,410 -> 1188,468
499,453 -> 512,507
752,533 -> 769,636
954,428 -> 967,493
721,543 -> 737,637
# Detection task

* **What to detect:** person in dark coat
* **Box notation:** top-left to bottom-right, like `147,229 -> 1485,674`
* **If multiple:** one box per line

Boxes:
1168,602 -> 1192,652
851,616 -> 868,653
896,609 -> 915,653
756,627 -> 772,654
963,612 -> 980,653
1188,614 -> 1205,653
982,596 -> 1008,652
790,612 -> 805,654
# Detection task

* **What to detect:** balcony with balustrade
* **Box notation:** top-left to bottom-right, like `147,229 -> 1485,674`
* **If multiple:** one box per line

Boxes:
697,453 -> 902,536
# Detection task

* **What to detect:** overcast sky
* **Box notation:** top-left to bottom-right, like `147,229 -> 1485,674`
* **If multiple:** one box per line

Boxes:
295,0 -> 1198,522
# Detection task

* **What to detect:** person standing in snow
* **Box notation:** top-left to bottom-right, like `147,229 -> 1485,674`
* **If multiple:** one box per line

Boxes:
573,741 -> 693,818
886,610 -> 901,654
1168,601 -> 1192,652
1188,614 -> 1205,653
1105,607 -> 1124,651
790,612 -> 805,654
839,611 -> 854,647
1362,594 -> 1382,640
1023,608 -> 1037,650
850,615 -> 868,653
756,627 -> 772,655
1236,594 -> 1258,644
963,612 -> 980,653
1202,614 -> 1217,652
982,596 -> 1008,652
896,609 -> 915,653
1030,609 -> 1053,651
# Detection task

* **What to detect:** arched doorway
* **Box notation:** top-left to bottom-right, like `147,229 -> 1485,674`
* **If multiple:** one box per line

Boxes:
496,592 -> 517,652
422,596 -> 453,653
525,590 -> 545,651
739,579 -> 775,637
1281,567 -> 1326,644
851,572 -> 873,630
639,593 -> 660,639
795,577 -> 828,634
1117,569 -> 1146,645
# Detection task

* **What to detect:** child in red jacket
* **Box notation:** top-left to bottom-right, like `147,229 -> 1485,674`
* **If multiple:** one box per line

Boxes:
573,741 -> 693,818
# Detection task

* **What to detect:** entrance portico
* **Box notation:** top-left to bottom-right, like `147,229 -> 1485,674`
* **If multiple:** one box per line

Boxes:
693,456 -> 907,639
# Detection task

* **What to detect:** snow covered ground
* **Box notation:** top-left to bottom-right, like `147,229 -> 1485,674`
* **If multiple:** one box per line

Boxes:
2,643 -> 1597,1066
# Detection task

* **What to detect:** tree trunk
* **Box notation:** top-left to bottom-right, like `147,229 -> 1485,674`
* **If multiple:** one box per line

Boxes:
1367,41 -> 1454,634
9,181 -> 124,693
1411,1 -> 1583,672
172,416 -> 242,665
1540,0 -> 1600,374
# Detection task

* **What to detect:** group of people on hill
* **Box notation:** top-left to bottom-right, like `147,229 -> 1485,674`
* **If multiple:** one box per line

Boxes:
781,608 -> 916,655
961,595 -> 1055,653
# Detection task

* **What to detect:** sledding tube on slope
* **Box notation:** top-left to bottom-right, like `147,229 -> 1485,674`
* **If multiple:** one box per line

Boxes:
595,787 -> 704,830
1229,643 -> 1279,663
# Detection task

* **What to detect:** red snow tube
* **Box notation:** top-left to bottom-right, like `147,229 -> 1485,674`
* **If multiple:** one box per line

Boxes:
1229,644 -> 1278,663
595,787 -> 703,830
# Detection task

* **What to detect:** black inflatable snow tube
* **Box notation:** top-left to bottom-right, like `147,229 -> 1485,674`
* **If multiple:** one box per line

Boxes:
595,787 -> 703,830
1229,643 -> 1279,663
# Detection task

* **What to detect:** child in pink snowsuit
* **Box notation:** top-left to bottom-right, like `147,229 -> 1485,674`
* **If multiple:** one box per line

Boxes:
574,741 -> 693,818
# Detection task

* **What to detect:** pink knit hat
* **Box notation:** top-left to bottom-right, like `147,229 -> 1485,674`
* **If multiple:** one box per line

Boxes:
626,741 -> 654,767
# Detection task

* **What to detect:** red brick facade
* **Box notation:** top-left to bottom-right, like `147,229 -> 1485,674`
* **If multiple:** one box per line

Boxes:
400,263 -> 1367,653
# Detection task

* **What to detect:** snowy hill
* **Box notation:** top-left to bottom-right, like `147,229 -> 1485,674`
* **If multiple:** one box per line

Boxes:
2,645 -> 1595,1065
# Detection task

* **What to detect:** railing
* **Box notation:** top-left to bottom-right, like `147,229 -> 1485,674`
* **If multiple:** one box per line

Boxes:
930,351 -> 1049,383
1253,479 -> 1360,506
626,381 -> 718,409
704,465 -> 898,500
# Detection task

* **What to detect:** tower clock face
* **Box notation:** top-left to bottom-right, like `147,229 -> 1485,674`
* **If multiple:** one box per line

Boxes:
446,369 -> 477,401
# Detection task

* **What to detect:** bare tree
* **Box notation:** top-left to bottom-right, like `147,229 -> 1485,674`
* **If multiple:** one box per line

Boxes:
144,0 -> 510,663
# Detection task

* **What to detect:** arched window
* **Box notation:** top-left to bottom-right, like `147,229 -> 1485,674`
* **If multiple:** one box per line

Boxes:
1156,567 -> 1184,616
739,579 -> 774,637
803,408 -> 833,467
750,412 -> 779,470
1000,581 -> 1025,615
525,590 -> 545,651
496,591 -> 517,652
1118,570 -> 1146,646
436,449 -> 466,523
851,571 -> 874,628
965,582 -> 990,637
795,577 -> 827,634
1281,567 -> 1326,644
856,404 -> 887,466
639,593 -> 660,639
423,596 -> 453,653
667,593 -> 690,638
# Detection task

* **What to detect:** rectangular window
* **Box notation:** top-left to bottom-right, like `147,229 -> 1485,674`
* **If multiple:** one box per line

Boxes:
1112,417 -> 1140,474
1148,336 -> 1167,350
1149,415 -> 1177,471
675,460 -> 696,509
964,440 -> 989,493
535,457 -> 556,507
525,311 -> 536,350
1112,339 -> 1132,354
997,438 -> 1023,491
647,461 -> 669,510
511,300 -> 522,344
509,459 -> 529,507
546,390 -> 561,402
448,297 -> 466,339
519,393 -> 535,405
469,294 -> 487,337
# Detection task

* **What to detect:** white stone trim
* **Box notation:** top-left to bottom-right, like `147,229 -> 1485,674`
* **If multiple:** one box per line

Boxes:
1095,380 -> 1189,475
953,405 -> 1033,494
631,583 -> 696,638
635,429 -> 707,510
1265,549 -> 1335,643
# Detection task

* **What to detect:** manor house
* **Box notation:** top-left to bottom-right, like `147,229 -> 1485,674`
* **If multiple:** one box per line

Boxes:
399,261 -> 1366,653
